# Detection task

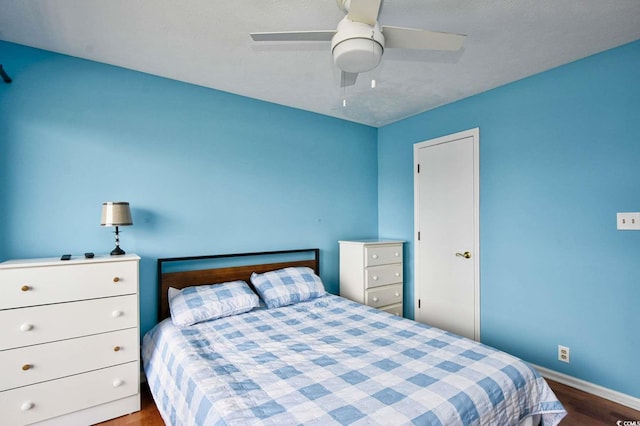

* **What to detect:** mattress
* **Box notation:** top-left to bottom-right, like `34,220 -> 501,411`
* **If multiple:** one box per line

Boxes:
142,294 -> 566,425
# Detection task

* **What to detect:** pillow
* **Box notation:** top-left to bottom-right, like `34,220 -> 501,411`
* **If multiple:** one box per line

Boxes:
250,266 -> 326,309
169,280 -> 259,327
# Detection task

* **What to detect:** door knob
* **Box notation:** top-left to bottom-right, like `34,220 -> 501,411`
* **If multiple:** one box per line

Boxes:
456,251 -> 472,259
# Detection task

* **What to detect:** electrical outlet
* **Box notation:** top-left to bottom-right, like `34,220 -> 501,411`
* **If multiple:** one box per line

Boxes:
617,212 -> 640,230
558,345 -> 570,363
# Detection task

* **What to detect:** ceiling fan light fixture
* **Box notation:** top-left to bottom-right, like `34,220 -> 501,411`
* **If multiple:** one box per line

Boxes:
333,38 -> 383,73
331,17 -> 385,74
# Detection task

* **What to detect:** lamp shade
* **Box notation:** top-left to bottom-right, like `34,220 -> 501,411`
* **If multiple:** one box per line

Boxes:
101,202 -> 133,226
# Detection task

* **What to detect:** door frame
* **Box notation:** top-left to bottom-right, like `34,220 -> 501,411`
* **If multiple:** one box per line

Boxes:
413,128 -> 480,340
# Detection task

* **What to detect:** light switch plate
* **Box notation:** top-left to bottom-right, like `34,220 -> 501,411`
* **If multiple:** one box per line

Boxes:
617,212 -> 640,230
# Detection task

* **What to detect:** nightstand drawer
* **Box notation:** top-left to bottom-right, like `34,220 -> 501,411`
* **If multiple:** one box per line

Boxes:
0,294 -> 138,350
0,328 -> 139,391
365,284 -> 403,308
364,264 -> 402,289
364,245 -> 402,267
0,361 -> 138,426
0,261 -> 138,310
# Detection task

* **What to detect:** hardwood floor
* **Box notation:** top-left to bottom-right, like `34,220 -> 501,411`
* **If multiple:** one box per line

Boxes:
546,379 -> 640,426
99,379 -> 640,425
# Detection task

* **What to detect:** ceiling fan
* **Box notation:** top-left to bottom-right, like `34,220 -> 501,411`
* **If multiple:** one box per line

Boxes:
250,0 -> 466,87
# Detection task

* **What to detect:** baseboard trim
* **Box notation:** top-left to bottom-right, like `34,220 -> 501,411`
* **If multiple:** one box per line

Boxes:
533,364 -> 640,411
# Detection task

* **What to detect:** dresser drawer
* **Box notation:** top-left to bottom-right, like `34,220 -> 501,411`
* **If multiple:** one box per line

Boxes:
0,328 -> 139,391
364,245 -> 402,267
364,264 -> 403,289
0,260 -> 138,310
380,303 -> 403,317
365,284 -> 403,308
0,361 -> 138,426
0,294 -> 138,350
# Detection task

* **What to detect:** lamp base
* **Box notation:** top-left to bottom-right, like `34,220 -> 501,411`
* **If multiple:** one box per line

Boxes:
110,246 -> 126,256
110,225 -> 126,255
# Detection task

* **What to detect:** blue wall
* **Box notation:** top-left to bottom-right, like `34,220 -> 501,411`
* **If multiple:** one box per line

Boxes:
0,97 -> 6,260
378,40 -> 640,397
0,41 -> 378,337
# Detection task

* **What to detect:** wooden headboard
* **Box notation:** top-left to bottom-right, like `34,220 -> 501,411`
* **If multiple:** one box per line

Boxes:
157,248 -> 320,321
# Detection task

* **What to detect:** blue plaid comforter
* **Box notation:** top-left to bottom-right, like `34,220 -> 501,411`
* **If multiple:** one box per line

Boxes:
142,294 -> 566,425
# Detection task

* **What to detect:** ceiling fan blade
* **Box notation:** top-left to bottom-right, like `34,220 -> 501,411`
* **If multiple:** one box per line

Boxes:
340,71 -> 359,87
347,0 -> 382,26
250,30 -> 336,42
382,26 -> 466,50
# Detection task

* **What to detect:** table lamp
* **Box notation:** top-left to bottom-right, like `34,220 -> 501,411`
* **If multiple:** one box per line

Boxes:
101,202 -> 133,255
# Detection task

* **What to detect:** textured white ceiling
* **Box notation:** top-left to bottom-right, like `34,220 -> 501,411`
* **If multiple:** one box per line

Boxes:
1,0 -> 639,127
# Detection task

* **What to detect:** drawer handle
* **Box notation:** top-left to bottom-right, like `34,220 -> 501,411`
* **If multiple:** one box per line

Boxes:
394,292 -> 400,297
22,364 -> 32,371
21,285 -> 31,292
112,310 -> 123,318
372,297 -> 379,302
113,378 -> 124,388
395,272 -> 400,277
113,346 -> 121,352
20,323 -> 34,332
372,254 -> 378,259
21,401 -> 35,412
113,277 -> 120,283
372,276 -> 378,281
394,252 -> 399,257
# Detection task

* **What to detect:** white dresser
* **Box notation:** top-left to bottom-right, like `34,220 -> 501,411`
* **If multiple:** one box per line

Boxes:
339,240 -> 404,316
0,254 -> 141,425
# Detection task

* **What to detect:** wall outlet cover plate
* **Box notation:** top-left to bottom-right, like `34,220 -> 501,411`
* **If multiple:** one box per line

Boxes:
617,212 -> 640,230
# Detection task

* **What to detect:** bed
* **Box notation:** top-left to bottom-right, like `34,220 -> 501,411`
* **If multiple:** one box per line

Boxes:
142,249 -> 566,425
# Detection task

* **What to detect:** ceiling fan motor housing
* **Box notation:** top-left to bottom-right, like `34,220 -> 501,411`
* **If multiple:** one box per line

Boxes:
331,18 -> 384,74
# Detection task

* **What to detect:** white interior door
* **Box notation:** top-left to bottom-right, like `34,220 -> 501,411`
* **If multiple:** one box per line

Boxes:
414,128 -> 479,340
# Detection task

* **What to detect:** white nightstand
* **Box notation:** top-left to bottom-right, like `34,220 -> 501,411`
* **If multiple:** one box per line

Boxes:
339,240 -> 404,316
0,254 -> 141,425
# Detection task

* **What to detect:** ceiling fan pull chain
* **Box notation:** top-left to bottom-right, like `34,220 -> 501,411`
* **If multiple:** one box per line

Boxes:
342,80 -> 347,107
